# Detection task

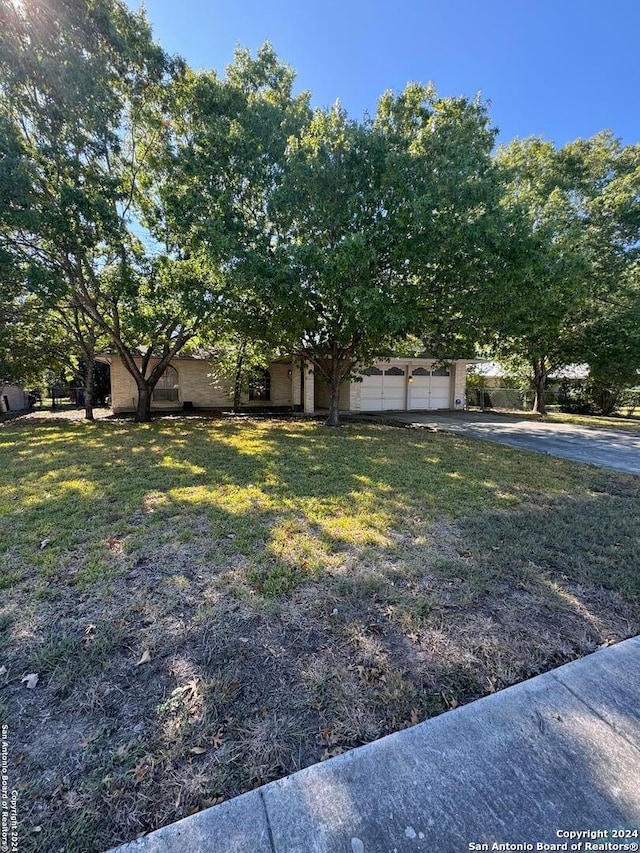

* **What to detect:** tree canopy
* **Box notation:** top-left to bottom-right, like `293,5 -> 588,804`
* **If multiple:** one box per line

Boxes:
0,0 -> 222,420
481,134 -> 640,413
1,0 -> 638,421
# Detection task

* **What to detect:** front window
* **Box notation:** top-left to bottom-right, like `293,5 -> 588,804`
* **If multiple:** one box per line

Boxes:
249,368 -> 271,401
153,365 -> 179,402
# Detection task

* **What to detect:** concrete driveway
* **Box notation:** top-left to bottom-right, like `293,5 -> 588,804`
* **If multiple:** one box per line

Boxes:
388,411 -> 640,475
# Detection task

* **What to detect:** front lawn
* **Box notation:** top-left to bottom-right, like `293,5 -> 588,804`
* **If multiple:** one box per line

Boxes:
1,417 -> 639,852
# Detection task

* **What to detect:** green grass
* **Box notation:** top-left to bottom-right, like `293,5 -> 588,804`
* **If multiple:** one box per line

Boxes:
1,416 -> 639,852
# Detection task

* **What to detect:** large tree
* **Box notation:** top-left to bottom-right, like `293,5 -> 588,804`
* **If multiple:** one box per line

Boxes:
265,86 -> 499,425
163,60 -> 500,426
570,265 -> 640,414
563,134 -> 640,413
152,44 -> 312,369
0,0 -> 223,420
268,104 -> 411,426
485,133 -> 640,414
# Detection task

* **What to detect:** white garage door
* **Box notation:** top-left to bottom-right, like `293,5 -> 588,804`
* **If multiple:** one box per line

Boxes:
408,367 -> 451,410
359,366 -> 407,411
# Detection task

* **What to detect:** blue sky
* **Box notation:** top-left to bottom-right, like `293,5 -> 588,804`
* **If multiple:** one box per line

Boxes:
128,0 -> 639,148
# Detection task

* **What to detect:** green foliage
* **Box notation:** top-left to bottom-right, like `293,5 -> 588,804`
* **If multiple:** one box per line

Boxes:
0,291 -> 75,387
1,5 -> 638,422
483,134 -> 640,413
0,0 -> 221,420
163,63 -> 500,425
265,85 -> 498,423
269,103 -> 410,366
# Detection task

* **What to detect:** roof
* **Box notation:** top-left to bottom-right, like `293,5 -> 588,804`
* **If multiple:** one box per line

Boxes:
469,361 -> 589,380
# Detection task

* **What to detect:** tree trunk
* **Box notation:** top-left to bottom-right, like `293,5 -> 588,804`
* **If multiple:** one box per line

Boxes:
325,383 -> 341,427
596,387 -> 617,416
532,362 -> 547,415
84,358 -> 95,421
233,342 -> 246,411
136,383 -> 152,422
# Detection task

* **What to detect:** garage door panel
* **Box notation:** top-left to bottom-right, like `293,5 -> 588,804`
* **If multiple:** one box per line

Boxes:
360,369 -> 384,411
359,366 -> 406,411
360,390 -> 383,411
382,368 -> 405,410
409,376 -> 430,409
382,382 -> 405,410
430,371 -> 450,408
408,368 -> 451,410
359,364 -> 451,411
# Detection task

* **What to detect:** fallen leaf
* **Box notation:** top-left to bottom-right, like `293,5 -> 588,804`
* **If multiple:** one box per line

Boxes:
356,665 -> 384,685
0,665 -> 7,677
64,790 -> 81,810
201,796 -> 224,809
107,536 -> 121,552
189,746 -> 207,755
318,726 -> 341,746
410,708 -> 420,726
136,650 -> 151,666
105,787 -> 124,801
321,746 -> 345,761
22,673 -> 39,689
132,757 -> 154,784
211,729 -> 224,750
441,693 -> 459,710
39,539 -> 50,550
174,679 -> 198,699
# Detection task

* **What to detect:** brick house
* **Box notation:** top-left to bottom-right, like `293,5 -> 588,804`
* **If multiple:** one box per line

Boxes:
98,354 -> 471,415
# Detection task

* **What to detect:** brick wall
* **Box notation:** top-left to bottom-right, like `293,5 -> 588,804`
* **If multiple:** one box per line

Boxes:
452,362 -> 467,409
108,358 -> 293,413
106,356 -> 469,414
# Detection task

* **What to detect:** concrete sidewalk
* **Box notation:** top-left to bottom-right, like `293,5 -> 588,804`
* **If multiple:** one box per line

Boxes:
111,637 -> 640,853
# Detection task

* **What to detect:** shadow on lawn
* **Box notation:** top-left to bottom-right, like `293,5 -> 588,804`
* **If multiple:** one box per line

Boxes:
1,419 -> 639,851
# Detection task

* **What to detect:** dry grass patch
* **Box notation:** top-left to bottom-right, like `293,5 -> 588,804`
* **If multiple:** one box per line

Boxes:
0,416 -> 638,851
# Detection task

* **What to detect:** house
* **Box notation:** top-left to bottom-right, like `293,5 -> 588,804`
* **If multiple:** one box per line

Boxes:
468,361 -> 589,386
0,384 -> 30,414
98,354 -> 471,415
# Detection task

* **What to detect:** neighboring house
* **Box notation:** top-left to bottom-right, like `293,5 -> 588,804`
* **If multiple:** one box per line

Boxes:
466,361 -> 590,409
98,354 -> 471,415
469,361 -> 589,387
0,384 -> 30,413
